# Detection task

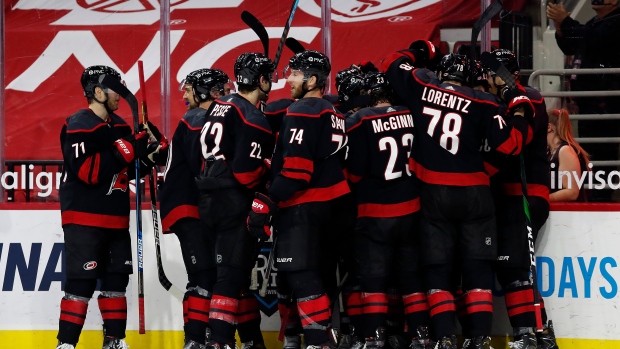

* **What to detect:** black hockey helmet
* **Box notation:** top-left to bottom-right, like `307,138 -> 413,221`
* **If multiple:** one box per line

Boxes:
470,60 -> 490,90
335,67 -> 365,102
491,48 -> 520,76
192,68 -> 231,102
81,65 -> 122,98
364,72 -> 391,95
181,69 -> 204,89
234,52 -> 275,86
436,54 -> 469,84
285,50 -> 331,87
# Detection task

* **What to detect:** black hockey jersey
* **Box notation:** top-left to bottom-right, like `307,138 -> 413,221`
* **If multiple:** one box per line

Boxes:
60,109 -> 140,229
160,107 -> 207,232
346,105 -> 420,217
486,86 -> 551,201
269,97 -> 350,207
384,54 -> 529,186
265,98 -> 295,135
199,93 -> 274,189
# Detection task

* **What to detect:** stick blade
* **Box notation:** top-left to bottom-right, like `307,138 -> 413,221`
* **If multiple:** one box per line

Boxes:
285,37 -> 305,54
241,10 -> 269,56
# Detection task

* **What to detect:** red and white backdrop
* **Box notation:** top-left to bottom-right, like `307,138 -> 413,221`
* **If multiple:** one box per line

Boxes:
4,0 -> 525,161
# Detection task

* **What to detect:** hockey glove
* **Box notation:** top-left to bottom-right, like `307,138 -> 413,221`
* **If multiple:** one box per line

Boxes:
112,131 -> 148,164
507,94 -> 535,119
247,193 -> 278,241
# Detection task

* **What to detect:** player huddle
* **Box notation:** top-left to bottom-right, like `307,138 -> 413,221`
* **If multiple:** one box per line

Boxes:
56,41 -> 558,349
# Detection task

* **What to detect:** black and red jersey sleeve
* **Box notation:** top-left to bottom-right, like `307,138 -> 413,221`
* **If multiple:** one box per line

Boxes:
345,111 -> 369,183
62,110 -> 128,186
265,98 -> 294,135
230,108 -> 274,189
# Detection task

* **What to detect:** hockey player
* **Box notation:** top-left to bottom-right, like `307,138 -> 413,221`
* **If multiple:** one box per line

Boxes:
195,52 -> 275,349
335,66 -> 370,115
160,68 -> 233,349
56,66 -> 162,349
246,50 -> 349,349
345,72 -> 430,349
383,45 -> 532,349
484,49 -> 557,349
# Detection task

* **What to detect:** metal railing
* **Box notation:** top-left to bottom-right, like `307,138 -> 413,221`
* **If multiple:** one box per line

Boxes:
528,67 -> 620,166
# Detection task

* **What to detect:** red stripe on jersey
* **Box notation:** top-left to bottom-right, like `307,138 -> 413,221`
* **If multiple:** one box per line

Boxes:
281,169 -> 312,183
162,205 -> 200,232
505,289 -> 535,317
484,161 -> 499,177
62,210 -> 129,229
357,198 -> 420,218
217,100 -> 272,134
402,292 -> 429,315
501,183 -> 550,202
525,125 -> 534,145
233,165 -> 265,189
66,122 -> 109,134
464,289 -> 493,314
495,128 -> 524,155
181,117 -> 203,131
347,172 -> 362,184
286,109 -> 334,119
427,290 -> 455,317
78,156 -> 94,184
91,153 -> 101,184
284,156 -> 314,173
409,158 -> 490,186
280,180 -> 350,208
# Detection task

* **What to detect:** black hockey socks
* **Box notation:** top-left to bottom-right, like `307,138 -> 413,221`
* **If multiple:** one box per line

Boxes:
209,295 -> 239,344
360,292 -> 388,338
461,289 -> 493,337
402,292 -> 429,334
185,287 -> 212,343
278,297 -> 302,336
504,282 -> 536,329
427,290 -> 456,339
237,293 -> 263,345
57,294 -> 89,345
97,292 -> 127,339
386,289 -> 405,336
344,290 -> 363,335
297,294 -> 331,345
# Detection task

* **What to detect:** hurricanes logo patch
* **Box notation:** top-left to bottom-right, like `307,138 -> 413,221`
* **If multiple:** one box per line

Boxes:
83,261 -> 98,270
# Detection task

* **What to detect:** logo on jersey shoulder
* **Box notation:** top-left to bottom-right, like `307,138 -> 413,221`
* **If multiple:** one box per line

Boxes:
83,261 -> 98,270
107,170 -> 129,194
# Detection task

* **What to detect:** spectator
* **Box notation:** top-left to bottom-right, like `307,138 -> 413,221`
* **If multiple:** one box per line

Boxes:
548,109 -> 591,202
547,0 -> 620,201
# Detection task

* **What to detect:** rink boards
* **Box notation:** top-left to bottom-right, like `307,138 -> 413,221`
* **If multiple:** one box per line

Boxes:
0,204 -> 619,348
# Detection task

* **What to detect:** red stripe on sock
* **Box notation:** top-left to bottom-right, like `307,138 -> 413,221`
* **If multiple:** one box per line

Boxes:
98,297 -> 127,321
402,292 -> 429,315
298,294 -> 331,328
465,290 -> 493,314
187,295 -> 211,322
427,291 -> 455,317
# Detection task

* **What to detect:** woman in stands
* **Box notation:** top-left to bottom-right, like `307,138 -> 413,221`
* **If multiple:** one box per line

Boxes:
547,108 -> 590,202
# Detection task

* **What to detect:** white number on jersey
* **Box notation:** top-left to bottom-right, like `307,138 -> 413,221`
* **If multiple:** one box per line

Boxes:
71,142 -> 85,158
200,121 -> 225,159
289,128 -> 304,144
249,141 -> 262,159
378,133 -> 414,180
423,107 -> 462,154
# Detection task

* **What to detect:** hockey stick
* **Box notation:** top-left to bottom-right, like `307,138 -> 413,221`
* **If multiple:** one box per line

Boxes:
260,237 -> 277,297
470,0 -> 503,83
101,75 -> 145,334
285,37 -> 306,54
479,52 -> 544,332
137,61 -> 185,302
273,0 -> 301,69
241,11 -> 269,57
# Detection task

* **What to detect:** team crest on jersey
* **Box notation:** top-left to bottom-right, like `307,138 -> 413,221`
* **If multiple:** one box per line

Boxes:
83,261 -> 97,270
107,170 -> 129,195
302,0 -> 440,22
